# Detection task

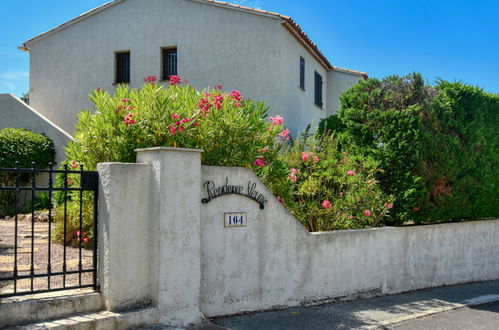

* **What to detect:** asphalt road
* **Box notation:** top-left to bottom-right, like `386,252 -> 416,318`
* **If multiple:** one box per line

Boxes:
209,280 -> 499,330
390,300 -> 499,330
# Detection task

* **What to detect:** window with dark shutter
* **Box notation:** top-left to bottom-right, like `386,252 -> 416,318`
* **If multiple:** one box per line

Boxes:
162,47 -> 178,80
299,56 -> 305,90
115,52 -> 130,84
314,71 -> 323,108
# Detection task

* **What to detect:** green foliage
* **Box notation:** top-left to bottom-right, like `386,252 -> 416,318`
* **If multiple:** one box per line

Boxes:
0,128 -> 55,216
65,82 -> 283,170
318,114 -> 346,136
337,73 -> 498,224
34,192 -> 52,210
0,128 -> 55,169
262,134 -> 393,231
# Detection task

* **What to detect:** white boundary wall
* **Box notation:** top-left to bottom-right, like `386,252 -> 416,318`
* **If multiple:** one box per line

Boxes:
97,148 -> 499,327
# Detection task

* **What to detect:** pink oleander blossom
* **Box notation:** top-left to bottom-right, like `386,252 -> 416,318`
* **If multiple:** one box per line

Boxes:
215,84 -> 223,90
347,170 -> 356,176
277,196 -> 285,204
348,215 -> 354,219
169,126 -> 177,135
169,75 -> 181,85
301,152 -> 313,162
228,90 -> 242,101
70,160 -> 78,169
253,157 -> 266,167
83,237 -> 90,243
322,200 -> 332,209
313,155 -> 320,163
144,75 -> 157,84
364,209 -> 371,217
384,203 -> 394,209
279,129 -> 290,141
269,115 -> 284,126
181,118 -> 189,123
172,113 -> 179,120
124,114 -> 136,125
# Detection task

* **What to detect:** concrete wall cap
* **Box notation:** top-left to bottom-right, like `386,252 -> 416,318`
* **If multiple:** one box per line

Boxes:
135,147 -> 204,153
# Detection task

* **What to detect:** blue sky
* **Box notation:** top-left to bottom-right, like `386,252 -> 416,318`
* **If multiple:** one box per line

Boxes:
1,0 -> 498,97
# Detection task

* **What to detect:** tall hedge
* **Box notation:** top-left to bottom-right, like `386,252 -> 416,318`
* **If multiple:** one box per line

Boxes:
0,128 -> 55,169
331,73 -> 498,224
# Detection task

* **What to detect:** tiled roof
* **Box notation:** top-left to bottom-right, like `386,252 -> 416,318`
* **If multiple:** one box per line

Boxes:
20,0 -> 367,77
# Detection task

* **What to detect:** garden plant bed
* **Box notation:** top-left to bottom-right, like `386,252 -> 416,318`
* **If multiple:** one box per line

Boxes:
0,216 -> 94,297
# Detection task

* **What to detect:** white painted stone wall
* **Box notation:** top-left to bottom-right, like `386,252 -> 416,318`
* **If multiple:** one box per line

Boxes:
97,147 -> 499,326
26,0 -> 362,136
0,93 -> 72,164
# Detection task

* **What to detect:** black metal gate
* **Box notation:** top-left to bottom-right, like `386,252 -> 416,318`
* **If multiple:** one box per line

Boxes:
0,162 -> 98,298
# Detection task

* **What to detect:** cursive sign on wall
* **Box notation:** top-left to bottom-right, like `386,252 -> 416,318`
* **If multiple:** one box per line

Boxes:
201,178 -> 267,209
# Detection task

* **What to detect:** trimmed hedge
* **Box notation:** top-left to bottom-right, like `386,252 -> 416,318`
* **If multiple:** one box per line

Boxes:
0,128 -> 55,169
324,73 -> 498,224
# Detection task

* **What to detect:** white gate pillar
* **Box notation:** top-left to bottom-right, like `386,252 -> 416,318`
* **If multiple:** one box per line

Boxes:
136,147 -> 204,326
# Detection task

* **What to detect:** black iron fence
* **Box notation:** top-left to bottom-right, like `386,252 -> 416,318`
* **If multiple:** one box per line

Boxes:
0,162 -> 98,298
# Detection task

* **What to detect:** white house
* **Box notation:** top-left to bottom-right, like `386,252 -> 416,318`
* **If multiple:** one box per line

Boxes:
19,0 -> 366,137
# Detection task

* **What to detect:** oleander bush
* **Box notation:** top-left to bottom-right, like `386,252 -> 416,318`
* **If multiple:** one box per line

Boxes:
262,134 -> 394,231
323,73 -> 498,224
0,128 -> 55,216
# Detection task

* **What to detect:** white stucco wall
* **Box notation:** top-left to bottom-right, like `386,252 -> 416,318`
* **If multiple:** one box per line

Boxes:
97,148 -> 499,328
326,69 -> 362,116
279,26 -> 330,136
28,0 -> 284,134
199,166 -> 499,317
0,93 -> 72,164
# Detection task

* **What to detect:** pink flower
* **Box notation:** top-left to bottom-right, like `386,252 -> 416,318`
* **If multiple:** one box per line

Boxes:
124,113 -> 136,125
169,126 -> 176,135
339,191 -> 344,197
66,178 -> 72,185
288,174 -> 298,182
253,157 -> 266,167
215,84 -> 223,90
169,75 -> 181,85
235,102 -> 241,107
313,155 -> 320,163
348,215 -> 354,219
262,147 -> 268,153
269,115 -> 284,126
364,210 -> 371,217
193,122 -> 199,127
122,98 -> 129,103
181,118 -> 189,123
322,200 -> 332,209
347,170 -> 356,176
279,129 -> 290,141
144,75 -> 157,84
172,113 -> 179,120
290,168 -> 300,175
384,203 -> 393,209
277,196 -> 285,204
178,126 -> 184,132
214,94 -> 224,110
228,90 -> 242,101
76,230 -> 81,237
301,152 -> 312,162
70,160 -> 78,169
175,121 -> 181,126
83,237 -> 90,243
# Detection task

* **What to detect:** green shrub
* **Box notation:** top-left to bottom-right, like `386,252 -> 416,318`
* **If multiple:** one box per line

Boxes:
0,128 -> 55,216
0,128 -> 55,169
317,114 -> 346,136
65,79 -> 285,169
337,73 -> 498,223
263,134 -> 393,231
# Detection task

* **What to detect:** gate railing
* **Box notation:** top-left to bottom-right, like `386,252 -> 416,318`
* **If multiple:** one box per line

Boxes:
0,162 -> 98,298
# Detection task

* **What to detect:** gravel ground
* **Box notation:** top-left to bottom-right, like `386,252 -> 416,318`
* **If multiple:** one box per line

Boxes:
0,217 -> 94,296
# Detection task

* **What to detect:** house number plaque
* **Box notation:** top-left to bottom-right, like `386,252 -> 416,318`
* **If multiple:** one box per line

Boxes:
224,212 -> 247,227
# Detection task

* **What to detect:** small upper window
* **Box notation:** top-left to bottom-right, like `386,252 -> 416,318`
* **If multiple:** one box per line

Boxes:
162,47 -> 177,80
314,71 -> 323,108
115,51 -> 130,84
299,56 -> 305,90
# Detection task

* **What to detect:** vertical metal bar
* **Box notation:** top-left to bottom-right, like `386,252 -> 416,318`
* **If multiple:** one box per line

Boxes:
63,164 -> 68,287
30,162 -> 36,292
47,163 -> 53,289
13,161 -> 19,294
78,165 -> 83,286
92,175 -> 98,290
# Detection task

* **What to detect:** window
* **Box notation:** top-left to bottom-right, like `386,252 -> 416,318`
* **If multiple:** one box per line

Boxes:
314,71 -> 323,108
162,47 -> 177,80
115,51 -> 130,84
299,56 -> 305,90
